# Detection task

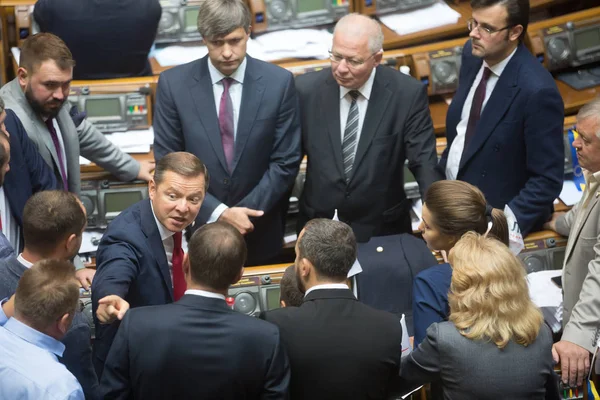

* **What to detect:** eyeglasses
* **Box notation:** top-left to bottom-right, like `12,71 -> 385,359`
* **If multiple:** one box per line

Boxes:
467,18 -> 513,36
328,50 -> 377,69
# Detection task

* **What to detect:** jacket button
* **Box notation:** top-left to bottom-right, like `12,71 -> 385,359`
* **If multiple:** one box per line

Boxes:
494,145 -> 500,152
223,178 -> 229,185
345,192 -> 350,199
481,171 -> 487,178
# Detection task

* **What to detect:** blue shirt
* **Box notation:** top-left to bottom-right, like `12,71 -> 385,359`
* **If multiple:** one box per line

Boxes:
0,317 -> 85,400
412,263 -> 453,346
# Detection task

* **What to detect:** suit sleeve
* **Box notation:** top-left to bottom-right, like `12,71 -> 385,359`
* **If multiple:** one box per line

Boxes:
412,269 -> 450,346
261,329 -> 290,400
555,202 -> 579,237
32,0 -> 51,31
92,241 -> 140,303
9,110 -> 58,191
153,73 -> 185,161
74,103 -> 140,182
400,323 -> 442,385
404,84 -> 443,197
507,87 -> 564,236
99,312 -> 133,400
235,73 -> 302,213
61,320 -> 100,400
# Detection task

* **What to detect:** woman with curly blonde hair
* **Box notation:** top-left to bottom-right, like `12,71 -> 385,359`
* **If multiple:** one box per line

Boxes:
401,233 -> 558,399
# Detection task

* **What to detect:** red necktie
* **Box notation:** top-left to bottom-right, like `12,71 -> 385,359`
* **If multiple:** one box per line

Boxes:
218,77 -> 235,172
461,67 -> 492,160
172,232 -> 186,301
44,118 -> 69,191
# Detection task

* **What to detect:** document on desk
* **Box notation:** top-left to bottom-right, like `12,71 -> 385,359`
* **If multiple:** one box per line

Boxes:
104,128 -> 154,154
379,1 -> 461,36
527,270 -> 563,332
559,179 -> 584,206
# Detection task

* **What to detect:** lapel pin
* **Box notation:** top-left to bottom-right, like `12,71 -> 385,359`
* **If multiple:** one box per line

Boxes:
376,246 -> 383,253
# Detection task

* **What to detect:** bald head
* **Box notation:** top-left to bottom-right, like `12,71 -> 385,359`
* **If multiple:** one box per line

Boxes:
333,14 -> 383,54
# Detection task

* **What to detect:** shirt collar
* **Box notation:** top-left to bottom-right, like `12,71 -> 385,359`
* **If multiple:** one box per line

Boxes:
184,289 -> 226,301
3,317 -> 65,357
304,283 -> 349,297
17,254 -> 33,269
483,46 -> 518,78
339,68 -> 377,101
150,201 -> 176,241
208,57 -> 247,86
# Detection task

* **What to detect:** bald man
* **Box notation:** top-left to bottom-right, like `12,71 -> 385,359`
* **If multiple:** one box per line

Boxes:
296,14 -> 440,242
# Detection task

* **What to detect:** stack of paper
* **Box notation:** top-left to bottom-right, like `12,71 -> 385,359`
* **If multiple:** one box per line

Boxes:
380,1 -> 462,36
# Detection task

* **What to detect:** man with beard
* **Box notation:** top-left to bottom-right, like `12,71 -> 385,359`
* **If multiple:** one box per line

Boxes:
439,0 -> 564,238
261,219 -> 403,400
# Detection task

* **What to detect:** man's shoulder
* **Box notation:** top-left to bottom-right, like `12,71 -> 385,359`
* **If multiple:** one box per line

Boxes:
295,68 -> 330,89
160,58 -> 204,82
100,201 -> 146,241
248,56 -> 292,80
375,64 -> 423,92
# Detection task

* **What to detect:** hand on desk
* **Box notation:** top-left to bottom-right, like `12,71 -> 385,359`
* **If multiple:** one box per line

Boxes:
219,207 -> 264,235
543,212 -> 565,232
136,160 -> 156,182
97,295 -> 130,324
76,268 -> 96,290
552,340 -> 590,387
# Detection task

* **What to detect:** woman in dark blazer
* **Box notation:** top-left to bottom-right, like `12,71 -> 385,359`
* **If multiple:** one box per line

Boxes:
402,233 -> 559,400
413,180 -> 508,345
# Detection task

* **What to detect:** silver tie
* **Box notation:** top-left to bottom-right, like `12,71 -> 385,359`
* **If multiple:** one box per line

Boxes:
342,90 -> 360,182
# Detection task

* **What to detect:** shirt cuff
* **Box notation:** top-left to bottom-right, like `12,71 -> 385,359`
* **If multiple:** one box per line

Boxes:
0,298 -> 8,325
207,203 -> 229,224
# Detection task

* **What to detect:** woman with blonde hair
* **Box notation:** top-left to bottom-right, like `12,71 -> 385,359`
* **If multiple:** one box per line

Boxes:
413,180 -> 508,344
401,233 -> 558,399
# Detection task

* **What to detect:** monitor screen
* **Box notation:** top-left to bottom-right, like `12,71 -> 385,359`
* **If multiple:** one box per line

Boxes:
184,8 -> 199,30
85,98 -> 121,119
297,0 -> 324,14
266,286 -> 281,310
552,248 -> 565,270
104,191 -> 143,214
574,28 -> 600,52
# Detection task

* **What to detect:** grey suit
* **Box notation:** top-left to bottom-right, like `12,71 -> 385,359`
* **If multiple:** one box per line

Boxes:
556,189 -> 600,352
0,78 -> 139,194
401,322 -> 558,400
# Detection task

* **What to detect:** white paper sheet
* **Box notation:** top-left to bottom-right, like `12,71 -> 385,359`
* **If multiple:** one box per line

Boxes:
559,180 -> 584,206
380,1 -> 461,36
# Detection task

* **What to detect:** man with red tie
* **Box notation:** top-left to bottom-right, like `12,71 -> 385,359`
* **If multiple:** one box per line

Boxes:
91,152 -> 207,378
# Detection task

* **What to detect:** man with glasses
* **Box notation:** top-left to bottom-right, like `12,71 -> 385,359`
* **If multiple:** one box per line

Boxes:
440,0 -> 564,240
295,13 -> 440,242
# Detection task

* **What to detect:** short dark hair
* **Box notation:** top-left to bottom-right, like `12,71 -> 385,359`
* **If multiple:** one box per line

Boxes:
197,0 -> 251,40
15,259 -> 79,331
23,191 -> 86,257
154,152 -> 209,189
187,222 -> 247,290
20,33 -> 76,74
280,265 -> 303,307
471,0 -> 529,41
298,219 -> 356,281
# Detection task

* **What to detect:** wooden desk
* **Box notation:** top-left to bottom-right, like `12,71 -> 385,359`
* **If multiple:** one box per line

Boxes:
80,152 -> 154,180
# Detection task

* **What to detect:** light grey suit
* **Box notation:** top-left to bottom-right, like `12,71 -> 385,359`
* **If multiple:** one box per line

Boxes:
401,322 -> 558,400
556,189 -> 600,352
0,78 -> 139,194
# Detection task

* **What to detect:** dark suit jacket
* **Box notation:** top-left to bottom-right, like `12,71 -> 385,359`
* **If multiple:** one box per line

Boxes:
153,55 -> 302,265
33,0 -> 161,80
295,66 -> 440,242
92,199 -> 173,378
401,322 -> 559,400
100,294 -> 290,400
440,41 -> 564,236
3,109 -> 58,251
0,256 -> 99,400
262,288 -> 403,400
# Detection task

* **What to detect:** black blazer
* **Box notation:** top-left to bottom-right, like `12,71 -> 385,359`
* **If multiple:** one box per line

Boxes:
262,289 -> 403,400
295,66 -> 441,242
100,294 -> 290,400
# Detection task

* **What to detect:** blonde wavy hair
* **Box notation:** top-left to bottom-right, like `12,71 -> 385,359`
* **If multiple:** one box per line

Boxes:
448,232 -> 543,349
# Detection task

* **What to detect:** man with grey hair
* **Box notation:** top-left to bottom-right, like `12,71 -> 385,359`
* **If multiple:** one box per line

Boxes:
544,96 -> 600,387
295,13 -> 440,242
262,218 -> 403,399
153,0 -> 301,266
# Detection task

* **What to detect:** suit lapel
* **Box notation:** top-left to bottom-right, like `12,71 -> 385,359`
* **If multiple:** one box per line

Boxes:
232,56 -> 265,174
351,68 -> 391,180
139,200 -> 174,302
322,76 -> 344,178
565,195 -> 600,261
190,57 -> 230,173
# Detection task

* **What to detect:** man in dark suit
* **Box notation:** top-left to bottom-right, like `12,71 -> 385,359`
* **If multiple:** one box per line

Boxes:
262,219 -> 403,400
91,152 -> 207,378
295,14 -> 440,242
0,190 -> 98,399
440,0 -> 564,237
33,0 -> 161,80
153,0 -> 302,265
100,222 -> 290,399
0,95 -> 57,255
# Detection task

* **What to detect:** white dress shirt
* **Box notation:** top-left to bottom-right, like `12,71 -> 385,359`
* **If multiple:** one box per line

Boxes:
445,47 -> 518,180
206,57 -> 248,223
304,283 -> 350,297
339,68 -> 377,157
17,254 -> 33,269
150,202 -> 176,286
0,187 -> 19,252
184,289 -> 226,301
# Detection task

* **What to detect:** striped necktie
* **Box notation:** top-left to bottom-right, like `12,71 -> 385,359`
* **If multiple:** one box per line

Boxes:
342,90 -> 360,182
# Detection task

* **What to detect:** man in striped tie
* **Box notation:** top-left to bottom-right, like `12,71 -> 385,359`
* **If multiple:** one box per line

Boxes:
296,13 -> 440,242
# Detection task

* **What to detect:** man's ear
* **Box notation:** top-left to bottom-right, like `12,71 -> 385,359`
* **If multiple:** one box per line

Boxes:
65,233 -> 78,257
182,254 -> 191,279
299,258 -> 312,278
57,313 -> 71,335
280,300 -> 286,308
232,267 -> 244,285
17,67 -> 29,88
